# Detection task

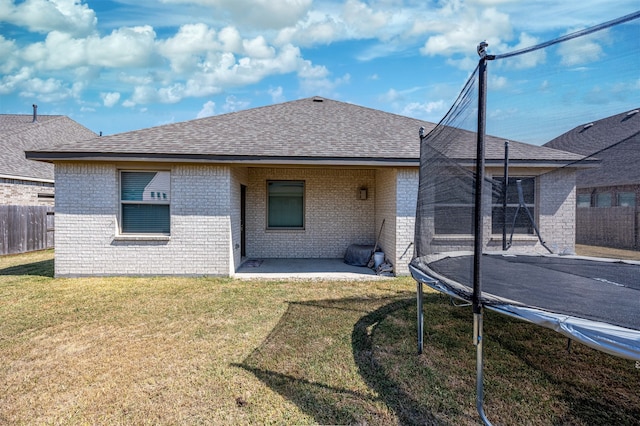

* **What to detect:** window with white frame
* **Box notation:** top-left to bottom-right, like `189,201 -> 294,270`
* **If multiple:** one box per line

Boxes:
267,181 -> 304,229
120,171 -> 170,234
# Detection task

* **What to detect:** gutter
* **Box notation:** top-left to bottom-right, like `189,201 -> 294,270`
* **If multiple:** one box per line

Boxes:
25,151 -> 421,167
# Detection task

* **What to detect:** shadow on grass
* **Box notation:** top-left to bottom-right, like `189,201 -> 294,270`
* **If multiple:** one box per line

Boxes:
0,259 -> 54,277
237,294 -> 445,425
238,291 -> 640,425
351,297 -> 446,425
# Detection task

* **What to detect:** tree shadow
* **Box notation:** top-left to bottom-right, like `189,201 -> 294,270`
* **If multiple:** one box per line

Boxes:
0,259 -> 54,277
237,294 -> 445,425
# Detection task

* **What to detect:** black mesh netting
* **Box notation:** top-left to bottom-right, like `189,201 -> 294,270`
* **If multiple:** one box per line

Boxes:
409,12 -> 640,358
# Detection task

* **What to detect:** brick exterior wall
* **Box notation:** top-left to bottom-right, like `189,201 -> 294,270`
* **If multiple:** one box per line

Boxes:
374,168 -> 396,271
536,168 -> 576,254
54,163 -> 234,277
424,168 -> 577,255
0,179 -> 54,206
54,161 -> 572,277
395,169 -> 418,275
246,168 -> 376,258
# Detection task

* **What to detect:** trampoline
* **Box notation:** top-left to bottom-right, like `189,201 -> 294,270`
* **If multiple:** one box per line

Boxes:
409,14 -> 640,424
410,252 -> 640,360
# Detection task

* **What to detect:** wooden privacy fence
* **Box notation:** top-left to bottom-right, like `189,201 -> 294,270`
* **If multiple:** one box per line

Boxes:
0,205 -> 54,255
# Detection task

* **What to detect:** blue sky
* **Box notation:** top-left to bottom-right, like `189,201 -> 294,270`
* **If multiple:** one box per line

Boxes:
1,0 -> 638,144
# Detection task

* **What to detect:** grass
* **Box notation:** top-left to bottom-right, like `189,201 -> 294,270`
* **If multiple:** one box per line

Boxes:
1,249 -> 638,425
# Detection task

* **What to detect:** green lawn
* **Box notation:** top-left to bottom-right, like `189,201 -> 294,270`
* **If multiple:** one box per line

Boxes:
1,250 -> 638,425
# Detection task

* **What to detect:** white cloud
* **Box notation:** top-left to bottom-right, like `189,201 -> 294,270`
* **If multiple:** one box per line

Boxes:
557,30 -> 607,67
489,74 -> 508,90
501,32 -> 546,69
242,36 -> 275,59
160,0 -> 313,29
0,35 -> 19,73
421,6 -> 512,57
157,23 -> 220,73
222,95 -> 250,113
401,100 -> 447,119
87,26 -> 158,68
268,86 -> 285,103
0,0 -> 97,36
299,73 -> 350,97
196,100 -> 216,118
342,0 -> 390,37
20,76 -> 78,102
101,92 -> 121,107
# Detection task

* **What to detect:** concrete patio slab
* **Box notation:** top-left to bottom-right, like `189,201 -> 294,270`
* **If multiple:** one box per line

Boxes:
235,258 -> 389,280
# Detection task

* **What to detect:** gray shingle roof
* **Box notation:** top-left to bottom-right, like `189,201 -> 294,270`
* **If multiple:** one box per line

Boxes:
1,114 -> 96,181
544,108 -> 640,187
26,97 -> 583,166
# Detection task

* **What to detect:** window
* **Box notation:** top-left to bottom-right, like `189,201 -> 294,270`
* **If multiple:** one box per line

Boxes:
434,172 -> 475,234
617,192 -> 636,207
120,171 -> 170,234
576,194 -> 591,208
595,192 -> 611,208
492,177 -> 535,235
267,181 -> 304,229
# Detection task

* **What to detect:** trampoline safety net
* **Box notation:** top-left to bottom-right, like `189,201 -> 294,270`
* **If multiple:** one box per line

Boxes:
409,11 -> 640,361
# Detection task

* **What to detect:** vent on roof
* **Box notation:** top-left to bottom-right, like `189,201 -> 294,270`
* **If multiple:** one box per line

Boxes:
312,97 -> 324,102
626,109 -> 639,117
32,104 -> 38,123
582,123 -> 593,130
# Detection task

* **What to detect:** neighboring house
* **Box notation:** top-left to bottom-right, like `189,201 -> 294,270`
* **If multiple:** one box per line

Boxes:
544,108 -> 640,249
26,97 -> 583,277
0,105 -> 96,205
0,106 -> 96,255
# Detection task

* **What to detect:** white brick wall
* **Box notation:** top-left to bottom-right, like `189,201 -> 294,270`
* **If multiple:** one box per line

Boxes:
395,169 -> 418,275
537,168 -> 576,254
0,180 -> 54,205
246,168 -> 376,258
54,163 -> 234,277
374,168 -> 397,271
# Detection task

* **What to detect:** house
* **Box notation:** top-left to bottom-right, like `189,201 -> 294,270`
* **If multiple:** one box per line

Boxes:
544,108 -> 640,249
0,106 -> 96,255
26,97 -> 583,277
0,105 -> 96,205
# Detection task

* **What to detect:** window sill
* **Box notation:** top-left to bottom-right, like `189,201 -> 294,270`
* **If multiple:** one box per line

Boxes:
433,234 -> 474,241
490,234 -> 538,242
113,235 -> 171,242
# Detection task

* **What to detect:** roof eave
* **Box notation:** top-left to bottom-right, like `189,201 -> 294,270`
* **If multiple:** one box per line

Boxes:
0,173 -> 55,184
25,151 -> 420,167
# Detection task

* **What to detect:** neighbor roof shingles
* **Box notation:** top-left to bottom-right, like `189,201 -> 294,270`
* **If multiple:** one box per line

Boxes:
544,108 -> 640,187
0,114 -> 97,181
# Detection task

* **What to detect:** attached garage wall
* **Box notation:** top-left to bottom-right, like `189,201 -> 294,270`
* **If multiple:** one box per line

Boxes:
246,168 -> 376,258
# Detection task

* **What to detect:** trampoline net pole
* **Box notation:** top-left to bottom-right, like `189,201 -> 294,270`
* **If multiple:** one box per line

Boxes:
474,310 -> 492,426
417,280 -> 424,355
